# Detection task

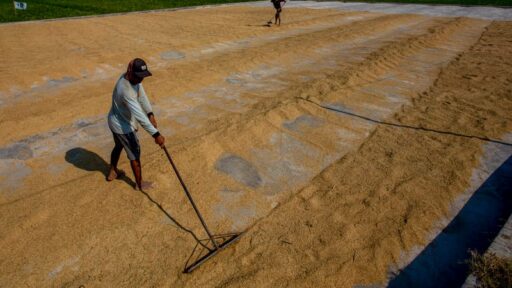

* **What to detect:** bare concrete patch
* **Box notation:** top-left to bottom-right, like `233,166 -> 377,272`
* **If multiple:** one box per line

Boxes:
215,154 -> 263,188
160,50 -> 186,60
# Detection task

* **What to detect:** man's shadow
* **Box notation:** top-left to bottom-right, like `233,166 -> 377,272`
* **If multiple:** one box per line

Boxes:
65,148 -> 207,252
65,147 -> 135,188
247,23 -> 273,27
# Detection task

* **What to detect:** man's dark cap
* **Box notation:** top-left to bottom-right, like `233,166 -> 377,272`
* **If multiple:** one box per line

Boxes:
132,58 -> 152,78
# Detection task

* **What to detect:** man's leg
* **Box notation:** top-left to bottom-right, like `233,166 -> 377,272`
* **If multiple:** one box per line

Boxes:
118,132 -> 152,191
108,137 -> 125,181
130,159 -> 153,191
110,144 -> 122,168
130,159 -> 142,190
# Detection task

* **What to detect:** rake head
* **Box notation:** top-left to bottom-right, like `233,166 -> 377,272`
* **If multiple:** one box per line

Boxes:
184,233 -> 242,273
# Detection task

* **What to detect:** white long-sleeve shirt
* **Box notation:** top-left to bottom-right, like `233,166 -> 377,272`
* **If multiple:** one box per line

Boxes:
108,75 -> 159,136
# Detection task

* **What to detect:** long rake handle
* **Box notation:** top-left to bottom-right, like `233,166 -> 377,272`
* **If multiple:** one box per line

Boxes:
162,145 -> 219,249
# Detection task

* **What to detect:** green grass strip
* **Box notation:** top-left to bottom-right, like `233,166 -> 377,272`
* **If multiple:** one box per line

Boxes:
0,0 -> 255,23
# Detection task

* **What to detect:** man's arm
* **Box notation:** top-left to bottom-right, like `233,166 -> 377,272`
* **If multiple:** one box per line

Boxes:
137,84 -> 158,128
124,93 -> 165,146
147,112 -> 158,128
123,91 -> 159,136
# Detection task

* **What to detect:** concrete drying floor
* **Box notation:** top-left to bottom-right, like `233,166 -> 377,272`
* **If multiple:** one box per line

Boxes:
1,1 -> 512,287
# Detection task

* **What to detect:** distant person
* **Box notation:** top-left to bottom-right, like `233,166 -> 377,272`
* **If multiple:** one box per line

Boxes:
107,58 -> 165,192
271,0 -> 286,26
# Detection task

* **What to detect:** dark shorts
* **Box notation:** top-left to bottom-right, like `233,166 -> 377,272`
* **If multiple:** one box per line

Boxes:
113,132 -> 140,160
273,1 -> 281,9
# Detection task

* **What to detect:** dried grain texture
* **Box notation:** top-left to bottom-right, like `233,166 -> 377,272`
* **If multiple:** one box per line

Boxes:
0,5 -> 511,287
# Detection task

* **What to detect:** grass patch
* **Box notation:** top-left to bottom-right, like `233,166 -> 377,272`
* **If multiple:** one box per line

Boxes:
0,0 -> 255,23
469,251 -> 512,288
2,0 -> 512,24
327,0 -> 512,6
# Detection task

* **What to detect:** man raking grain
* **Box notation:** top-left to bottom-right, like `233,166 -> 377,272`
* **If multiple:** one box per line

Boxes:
107,58 -> 165,192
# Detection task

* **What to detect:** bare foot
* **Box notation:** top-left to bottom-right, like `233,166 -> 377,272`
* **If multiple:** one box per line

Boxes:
106,168 -> 125,181
135,181 -> 154,192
